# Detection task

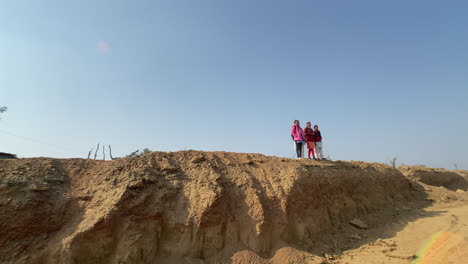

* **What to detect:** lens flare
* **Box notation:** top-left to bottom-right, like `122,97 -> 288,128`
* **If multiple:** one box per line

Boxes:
97,41 -> 110,53
414,231 -> 468,264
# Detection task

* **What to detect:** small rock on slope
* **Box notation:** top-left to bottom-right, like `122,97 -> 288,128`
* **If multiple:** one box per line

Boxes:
349,218 -> 368,229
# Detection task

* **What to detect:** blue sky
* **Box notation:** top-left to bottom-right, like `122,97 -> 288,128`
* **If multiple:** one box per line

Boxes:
1,0 -> 467,169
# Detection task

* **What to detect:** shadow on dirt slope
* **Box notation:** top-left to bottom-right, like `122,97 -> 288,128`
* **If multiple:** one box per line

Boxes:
269,160 -> 441,259
399,165 -> 468,191
2,152 -> 464,264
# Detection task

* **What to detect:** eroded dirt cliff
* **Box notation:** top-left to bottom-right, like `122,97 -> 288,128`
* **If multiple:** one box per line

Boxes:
0,151 -> 430,263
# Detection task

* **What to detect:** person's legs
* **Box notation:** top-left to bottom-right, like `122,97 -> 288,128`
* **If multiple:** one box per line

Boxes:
295,142 -> 302,158
316,142 -> 323,159
301,142 -> 304,158
308,149 -> 312,158
311,148 -> 315,159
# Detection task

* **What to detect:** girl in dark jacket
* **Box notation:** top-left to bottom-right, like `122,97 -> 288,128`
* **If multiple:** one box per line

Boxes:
313,125 -> 323,160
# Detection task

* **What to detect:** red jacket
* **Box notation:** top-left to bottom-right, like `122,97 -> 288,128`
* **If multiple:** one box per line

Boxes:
304,127 -> 314,142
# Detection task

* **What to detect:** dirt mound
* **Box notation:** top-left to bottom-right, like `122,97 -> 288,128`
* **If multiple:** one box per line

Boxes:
0,151 -> 415,263
399,165 -> 468,191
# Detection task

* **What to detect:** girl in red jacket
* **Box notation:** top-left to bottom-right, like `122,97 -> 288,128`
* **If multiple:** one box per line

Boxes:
304,122 -> 316,159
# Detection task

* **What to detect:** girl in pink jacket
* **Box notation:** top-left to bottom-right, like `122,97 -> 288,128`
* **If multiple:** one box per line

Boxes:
290,120 -> 306,158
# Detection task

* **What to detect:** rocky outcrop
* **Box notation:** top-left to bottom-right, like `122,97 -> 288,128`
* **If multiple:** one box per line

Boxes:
0,152 -> 415,263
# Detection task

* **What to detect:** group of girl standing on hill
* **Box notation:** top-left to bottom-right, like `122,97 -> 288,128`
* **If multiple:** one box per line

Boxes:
290,120 -> 323,160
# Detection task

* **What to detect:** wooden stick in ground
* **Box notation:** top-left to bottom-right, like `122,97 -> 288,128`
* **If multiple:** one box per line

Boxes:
87,148 -> 93,159
94,143 -> 100,160
109,145 -> 113,160
103,144 -> 105,160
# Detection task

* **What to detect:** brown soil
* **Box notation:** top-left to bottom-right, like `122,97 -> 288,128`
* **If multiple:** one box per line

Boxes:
0,151 -> 466,263
399,165 -> 468,191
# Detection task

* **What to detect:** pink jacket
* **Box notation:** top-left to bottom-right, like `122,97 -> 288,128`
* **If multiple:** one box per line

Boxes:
291,125 -> 305,141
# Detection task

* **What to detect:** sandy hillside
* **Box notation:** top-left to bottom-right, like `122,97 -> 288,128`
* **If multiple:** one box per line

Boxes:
0,151 -> 467,264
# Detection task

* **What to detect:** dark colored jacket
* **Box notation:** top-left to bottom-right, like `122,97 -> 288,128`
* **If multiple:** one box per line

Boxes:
313,130 -> 322,142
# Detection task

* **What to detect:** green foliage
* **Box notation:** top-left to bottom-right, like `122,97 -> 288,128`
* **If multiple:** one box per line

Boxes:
141,148 -> 151,154
0,153 -> 17,159
126,148 -> 152,157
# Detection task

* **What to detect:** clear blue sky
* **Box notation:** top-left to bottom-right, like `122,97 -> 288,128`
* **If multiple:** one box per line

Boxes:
1,0 -> 467,169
